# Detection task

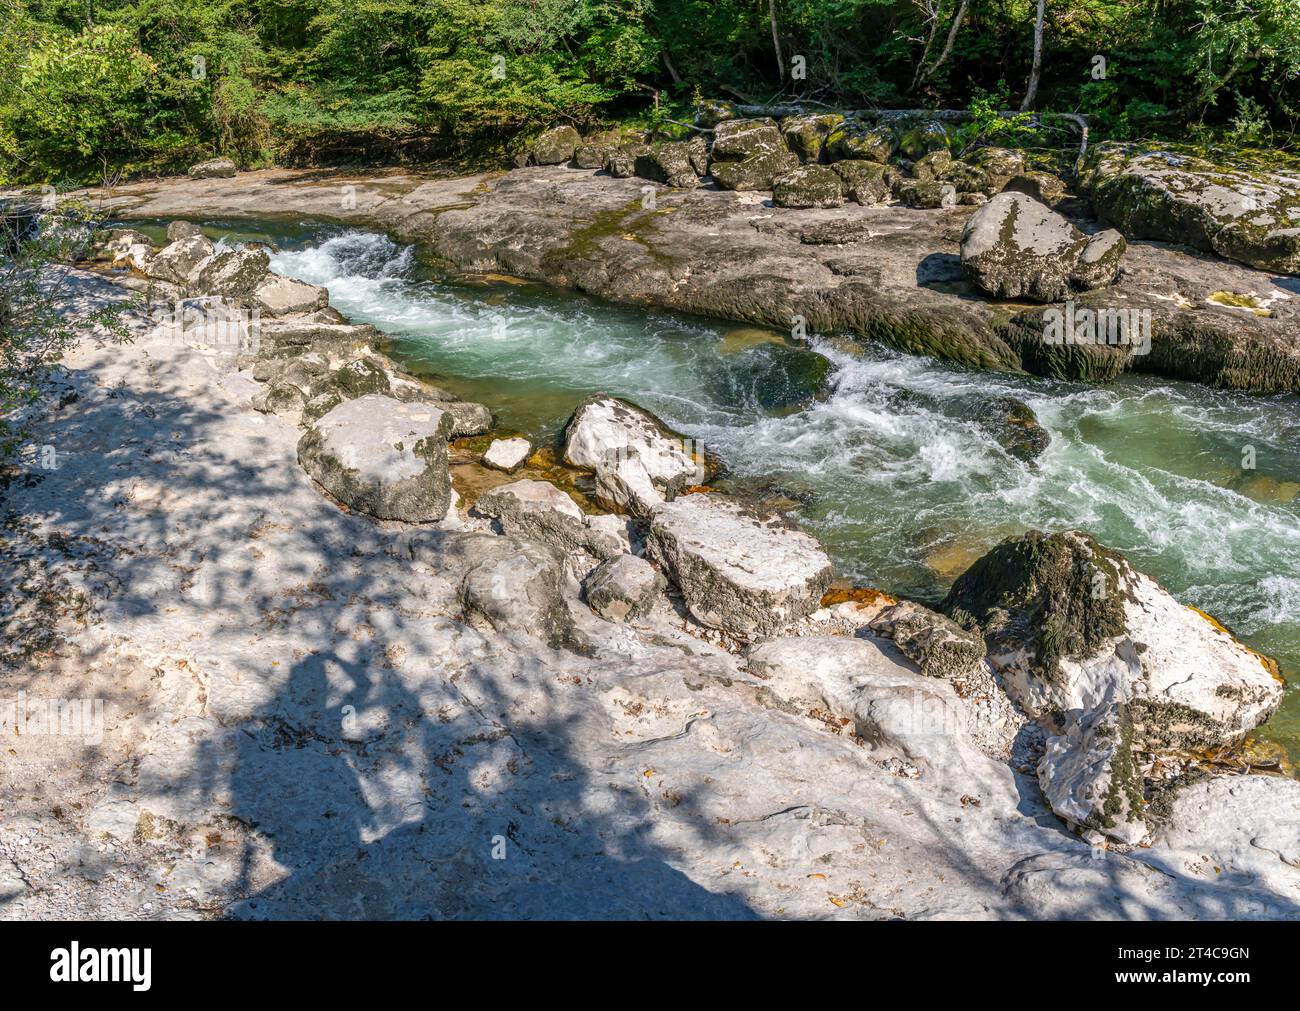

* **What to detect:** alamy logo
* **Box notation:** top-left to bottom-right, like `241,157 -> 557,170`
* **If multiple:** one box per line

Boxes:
2,692 -> 104,745
1042,300 -> 1152,355
49,943 -> 151,991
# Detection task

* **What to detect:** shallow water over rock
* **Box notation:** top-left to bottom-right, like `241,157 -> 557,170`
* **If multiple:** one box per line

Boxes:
197,222 -> 1300,758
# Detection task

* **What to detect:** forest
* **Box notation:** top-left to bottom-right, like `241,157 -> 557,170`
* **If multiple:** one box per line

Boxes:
1,0 -> 1298,184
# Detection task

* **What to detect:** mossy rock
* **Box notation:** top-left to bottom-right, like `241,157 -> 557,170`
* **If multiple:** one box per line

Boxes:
897,121 -> 953,160
826,121 -> 894,163
772,165 -> 846,208
941,529 -> 1131,684
832,160 -> 892,205
780,113 -> 845,163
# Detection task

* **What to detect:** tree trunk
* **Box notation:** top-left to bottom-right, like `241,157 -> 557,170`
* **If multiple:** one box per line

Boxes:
769,0 -> 784,80
919,0 -> 971,86
1021,0 -> 1045,111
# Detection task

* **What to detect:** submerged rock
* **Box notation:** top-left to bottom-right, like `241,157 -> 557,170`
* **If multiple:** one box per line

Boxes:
297,394 -> 454,522
582,554 -> 665,622
482,437 -> 531,472
963,395 -> 1052,462
1082,141 -> 1300,274
960,192 -> 1125,301
647,493 -> 832,638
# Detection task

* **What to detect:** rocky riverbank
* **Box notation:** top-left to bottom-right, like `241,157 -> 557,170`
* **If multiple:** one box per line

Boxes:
39,115 -> 1300,394
0,208 -> 1296,919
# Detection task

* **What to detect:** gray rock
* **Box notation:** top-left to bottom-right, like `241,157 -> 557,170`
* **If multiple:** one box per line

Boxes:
606,145 -> 648,178
1083,142 -> 1300,274
297,394 -> 453,522
97,228 -> 154,271
187,157 -> 237,179
826,122 -> 894,163
459,537 -> 576,647
1038,701 -> 1147,845
254,274 -> 330,315
773,165 -> 845,209
195,247 -> 271,298
694,99 -> 738,128
647,493 -> 833,638
960,192 -> 1125,301
474,479 -> 628,560
530,126 -> 581,166
897,180 -> 957,209
166,220 -> 204,241
912,149 -> 952,182
635,141 -> 705,188
709,118 -> 799,191
832,160 -> 892,205
145,234 -> 215,286
967,147 -> 1027,193
780,113 -> 844,163
868,600 -> 986,679
583,554 -> 665,622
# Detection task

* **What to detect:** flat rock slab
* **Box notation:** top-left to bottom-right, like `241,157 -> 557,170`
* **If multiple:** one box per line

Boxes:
648,493 -> 833,638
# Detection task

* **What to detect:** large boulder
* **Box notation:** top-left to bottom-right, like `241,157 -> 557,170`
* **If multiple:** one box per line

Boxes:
254,274 -> 330,316
959,192 -> 1126,301
832,161 -> 892,205
562,394 -> 708,514
145,234 -> 215,286
646,493 -> 832,638
826,121 -> 894,163
297,394 -> 453,522
897,120 -> 952,159
941,530 -> 1285,750
195,247 -> 271,299
634,141 -> 704,188
474,479 -> 629,560
459,537 -> 576,648
187,157 -> 236,179
529,126 -> 581,166
772,165 -> 845,209
1082,141 -> 1300,274
582,554 -> 665,622
708,118 -> 799,191
780,113 -> 844,163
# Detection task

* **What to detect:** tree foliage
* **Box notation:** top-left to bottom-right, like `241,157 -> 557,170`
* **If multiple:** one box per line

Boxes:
1,0 -> 1298,183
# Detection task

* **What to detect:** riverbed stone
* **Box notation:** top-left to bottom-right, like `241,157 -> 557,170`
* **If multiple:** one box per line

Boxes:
832,160 -> 892,205
474,479 -> 627,560
530,126 -> 581,166
967,147 -> 1027,192
941,529 -> 1285,749
826,121 -> 894,163
254,273 -> 330,316
1004,171 -> 1068,207
1082,141 -> 1300,274
563,394 -> 708,512
167,220 -> 204,241
482,437 -> 531,472
780,113 -> 844,163
1038,701 -> 1148,844
97,228 -> 154,271
647,493 -> 833,638
635,142 -> 703,188
582,554 -> 665,622
960,192 -> 1125,301
896,180 -> 957,209
297,394 -> 453,522
188,157 -> 237,179
195,247 -> 271,299
912,149 -> 952,182
868,600 -> 986,680
773,165 -> 845,209
709,118 -> 799,191
145,234 -> 215,286
459,536 -> 576,647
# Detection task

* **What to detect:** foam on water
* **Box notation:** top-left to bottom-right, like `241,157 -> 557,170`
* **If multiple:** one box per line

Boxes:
265,229 -> 1300,743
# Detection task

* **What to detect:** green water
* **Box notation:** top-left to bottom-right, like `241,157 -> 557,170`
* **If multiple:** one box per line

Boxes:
170,222 -> 1300,760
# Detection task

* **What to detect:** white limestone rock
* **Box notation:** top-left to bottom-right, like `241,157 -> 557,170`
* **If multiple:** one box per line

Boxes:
255,273 -> 330,316
482,437 -> 531,472
582,554 -> 665,622
297,394 -> 453,522
647,493 -> 833,638
474,479 -> 629,560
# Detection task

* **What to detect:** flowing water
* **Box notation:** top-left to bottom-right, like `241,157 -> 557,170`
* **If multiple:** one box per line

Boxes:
160,222 -> 1300,759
